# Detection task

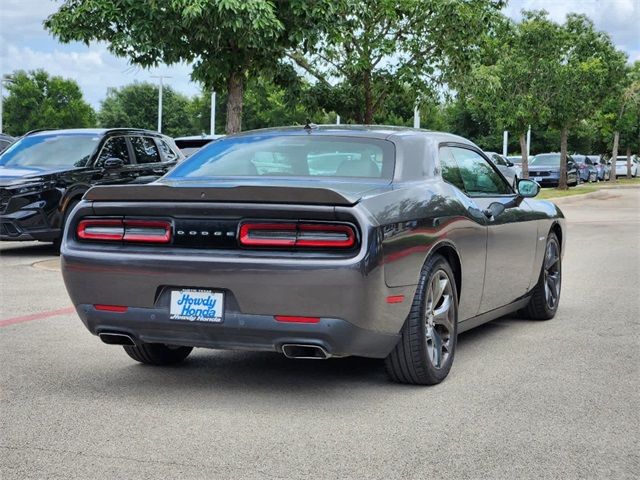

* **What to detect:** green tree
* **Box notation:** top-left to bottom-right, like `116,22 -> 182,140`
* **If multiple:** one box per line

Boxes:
45,0 -> 333,134
606,62 -> 640,180
545,14 -> 627,188
2,69 -> 95,136
290,0 -> 505,124
98,82 -> 192,137
462,11 -> 566,178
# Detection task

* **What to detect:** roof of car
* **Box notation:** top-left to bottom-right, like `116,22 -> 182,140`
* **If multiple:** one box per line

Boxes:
228,124 -> 476,146
24,128 -> 161,137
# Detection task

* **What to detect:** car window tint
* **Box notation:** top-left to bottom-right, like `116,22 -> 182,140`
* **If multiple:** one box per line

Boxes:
450,147 -> 512,196
131,136 -> 161,164
158,139 -> 178,161
96,136 -> 130,167
439,147 -> 465,191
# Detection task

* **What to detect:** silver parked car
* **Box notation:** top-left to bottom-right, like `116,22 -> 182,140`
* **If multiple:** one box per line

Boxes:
485,151 -> 518,186
614,156 -> 638,178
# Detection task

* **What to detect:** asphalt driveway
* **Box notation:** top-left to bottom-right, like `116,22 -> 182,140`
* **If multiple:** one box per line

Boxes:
1,188 -> 638,479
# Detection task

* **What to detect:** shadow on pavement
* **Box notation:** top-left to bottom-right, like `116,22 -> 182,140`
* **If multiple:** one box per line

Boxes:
0,242 -> 58,256
64,316 -> 526,401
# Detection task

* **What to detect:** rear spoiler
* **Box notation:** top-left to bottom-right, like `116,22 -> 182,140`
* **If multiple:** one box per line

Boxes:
83,184 -> 360,206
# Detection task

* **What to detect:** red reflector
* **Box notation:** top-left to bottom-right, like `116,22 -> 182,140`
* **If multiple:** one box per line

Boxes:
94,304 -> 128,312
239,222 -> 356,249
77,219 -> 124,241
386,295 -> 405,304
274,315 -> 321,324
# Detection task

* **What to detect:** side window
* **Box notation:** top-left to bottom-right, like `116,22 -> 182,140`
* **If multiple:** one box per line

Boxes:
96,136 -> 130,167
450,147 -> 512,196
491,154 -> 507,166
158,139 -> 179,161
439,147 -> 465,191
130,136 -> 161,164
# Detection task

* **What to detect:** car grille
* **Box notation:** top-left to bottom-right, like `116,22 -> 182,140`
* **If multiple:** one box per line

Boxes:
0,188 -> 11,213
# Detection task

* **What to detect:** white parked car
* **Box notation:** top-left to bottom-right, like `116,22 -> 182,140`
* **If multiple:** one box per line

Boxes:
485,151 -> 518,186
614,156 -> 638,177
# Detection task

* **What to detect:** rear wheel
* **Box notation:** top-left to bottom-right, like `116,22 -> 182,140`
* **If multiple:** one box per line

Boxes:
123,343 -> 193,365
385,254 -> 458,385
523,232 -> 561,320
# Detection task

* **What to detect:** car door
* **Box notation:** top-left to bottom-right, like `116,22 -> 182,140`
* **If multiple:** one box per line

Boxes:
91,135 -> 139,185
128,135 -> 171,183
447,146 -> 538,313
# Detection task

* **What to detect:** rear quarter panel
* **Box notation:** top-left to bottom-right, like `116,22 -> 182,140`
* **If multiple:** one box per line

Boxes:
361,181 -> 488,321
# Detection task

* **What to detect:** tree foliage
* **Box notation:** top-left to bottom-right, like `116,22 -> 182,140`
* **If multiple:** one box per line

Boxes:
544,14 -> 627,187
462,11 -> 565,176
291,0 -> 505,124
2,69 -> 95,136
98,82 -> 192,137
45,0 -> 334,134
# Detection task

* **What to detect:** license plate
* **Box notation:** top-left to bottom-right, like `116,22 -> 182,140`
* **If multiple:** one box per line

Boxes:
170,289 -> 224,323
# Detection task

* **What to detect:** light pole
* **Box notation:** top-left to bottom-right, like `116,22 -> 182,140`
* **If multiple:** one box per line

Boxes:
0,74 -> 15,134
210,91 -> 216,136
151,75 -> 171,133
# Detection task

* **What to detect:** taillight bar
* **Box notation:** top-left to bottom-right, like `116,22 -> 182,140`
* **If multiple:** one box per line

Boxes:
239,222 -> 356,249
77,219 -> 124,241
77,218 -> 172,244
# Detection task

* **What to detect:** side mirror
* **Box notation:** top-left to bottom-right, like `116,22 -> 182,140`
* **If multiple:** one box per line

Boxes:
517,178 -> 540,198
103,157 -> 125,170
506,161 -> 514,167
483,201 -> 506,219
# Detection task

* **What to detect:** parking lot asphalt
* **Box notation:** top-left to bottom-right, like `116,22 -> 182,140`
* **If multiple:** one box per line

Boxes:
1,188 -> 639,480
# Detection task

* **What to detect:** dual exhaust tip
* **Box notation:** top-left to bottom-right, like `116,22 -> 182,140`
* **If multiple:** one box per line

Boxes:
99,333 -> 331,360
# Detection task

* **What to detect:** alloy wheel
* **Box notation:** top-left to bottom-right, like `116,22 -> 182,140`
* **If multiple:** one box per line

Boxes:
424,269 -> 455,369
543,240 -> 561,309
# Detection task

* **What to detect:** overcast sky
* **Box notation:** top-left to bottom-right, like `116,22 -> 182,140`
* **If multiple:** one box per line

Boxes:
0,0 -> 638,108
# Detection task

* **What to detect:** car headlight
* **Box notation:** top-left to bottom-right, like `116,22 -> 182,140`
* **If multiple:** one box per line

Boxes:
7,182 -> 45,195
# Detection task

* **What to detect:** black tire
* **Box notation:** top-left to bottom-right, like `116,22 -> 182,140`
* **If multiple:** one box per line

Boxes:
523,232 -> 561,320
123,343 -> 193,365
385,254 -> 458,385
53,199 -> 79,251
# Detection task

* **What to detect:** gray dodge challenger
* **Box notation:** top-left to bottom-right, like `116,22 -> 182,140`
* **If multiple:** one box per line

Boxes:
61,126 -> 565,385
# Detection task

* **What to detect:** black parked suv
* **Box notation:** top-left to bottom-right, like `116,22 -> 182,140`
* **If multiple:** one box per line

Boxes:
0,128 -> 183,245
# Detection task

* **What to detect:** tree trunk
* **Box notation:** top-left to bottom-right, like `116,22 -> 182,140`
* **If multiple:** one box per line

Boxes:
558,126 -> 569,190
519,133 -> 529,179
610,131 -> 619,182
363,70 -> 374,124
225,71 -> 244,134
627,145 -> 632,179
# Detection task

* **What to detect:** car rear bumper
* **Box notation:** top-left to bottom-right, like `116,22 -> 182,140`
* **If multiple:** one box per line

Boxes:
77,304 -> 401,358
62,242 -> 416,357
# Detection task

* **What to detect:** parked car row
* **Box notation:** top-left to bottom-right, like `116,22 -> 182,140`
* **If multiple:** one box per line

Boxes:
495,152 -> 639,187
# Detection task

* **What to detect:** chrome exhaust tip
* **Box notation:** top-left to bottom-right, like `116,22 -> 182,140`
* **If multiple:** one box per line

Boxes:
98,332 -> 136,346
281,344 -> 331,360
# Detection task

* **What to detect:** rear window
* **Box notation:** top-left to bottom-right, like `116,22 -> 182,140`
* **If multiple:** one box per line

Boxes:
166,135 -> 395,180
